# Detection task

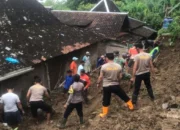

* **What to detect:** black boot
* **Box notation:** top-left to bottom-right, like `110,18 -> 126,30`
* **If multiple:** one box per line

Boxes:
80,117 -> 84,124
147,88 -> 155,101
132,94 -> 138,105
59,118 -> 67,129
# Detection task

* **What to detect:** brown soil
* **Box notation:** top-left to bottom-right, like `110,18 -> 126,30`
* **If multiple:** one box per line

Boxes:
1,42 -> 180,130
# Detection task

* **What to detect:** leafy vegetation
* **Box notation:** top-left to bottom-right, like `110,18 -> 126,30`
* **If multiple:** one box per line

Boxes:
43,0 -> 180,39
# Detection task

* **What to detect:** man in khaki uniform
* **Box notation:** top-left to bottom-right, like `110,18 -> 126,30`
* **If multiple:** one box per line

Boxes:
97,53 -> 134,118
131,42 -> 155,105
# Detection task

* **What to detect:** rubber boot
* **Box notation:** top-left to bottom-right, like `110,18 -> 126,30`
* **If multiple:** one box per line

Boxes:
80,117 -> 84,124
132,94 -> 138,105
126,100 -> 134,110
147,88 -> 155,101
99,107 -> 108,118
59,118 -> 67,129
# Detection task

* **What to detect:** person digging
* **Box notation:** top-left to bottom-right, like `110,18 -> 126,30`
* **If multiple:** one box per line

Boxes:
97,53 -> 134,118
26,76 -> 52,125
60,74 -> 84,129
114,51 -> 134,90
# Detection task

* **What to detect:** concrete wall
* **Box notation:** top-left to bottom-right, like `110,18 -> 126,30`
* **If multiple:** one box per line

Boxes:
105,41 -> 128,54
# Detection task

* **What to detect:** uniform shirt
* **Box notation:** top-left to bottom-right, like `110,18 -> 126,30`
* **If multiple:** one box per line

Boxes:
29,85 -> 47,102
64,75 -> 74,89
101,62 -> 122,87
66,82 -> 84,105
1,93 -> 20,112
129,47 -> 138,59
134,52 -> 152,75
80,74 -> 90,89
70,61 -> 77,75
77,64 -> 84,75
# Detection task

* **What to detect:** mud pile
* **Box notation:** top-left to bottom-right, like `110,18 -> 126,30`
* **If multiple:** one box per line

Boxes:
1,42 -> 180,130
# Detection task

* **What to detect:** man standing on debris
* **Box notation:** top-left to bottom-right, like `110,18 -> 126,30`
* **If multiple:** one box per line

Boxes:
131,43 -> 155,105
97,55 -> 105,68
82,52 -> 91,74
70,57 -> 78,75
128,45 -> 138,72
26,76 -> 52,124
114,51 -> 134,89
1,87 -> 25,127
63,70 -> 74,95
97,53 -> 134,118
114,51 -> 126,68
150,44 -> 160,60
80,69 -> 91,104
60,74 -> 84,128
77,61 -> 85,75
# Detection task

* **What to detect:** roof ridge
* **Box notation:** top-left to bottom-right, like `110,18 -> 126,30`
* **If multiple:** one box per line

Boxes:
90,0 -> 120,12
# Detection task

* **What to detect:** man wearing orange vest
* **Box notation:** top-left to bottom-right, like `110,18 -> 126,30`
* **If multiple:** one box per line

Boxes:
128,45 -> 138,72
70,57 -> 78,75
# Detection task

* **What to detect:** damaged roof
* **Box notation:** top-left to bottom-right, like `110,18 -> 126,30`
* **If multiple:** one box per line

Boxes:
0,0 -> 106,75
52,11 -> 128,38
0,0 -> 157,76
52,11 -> 157,39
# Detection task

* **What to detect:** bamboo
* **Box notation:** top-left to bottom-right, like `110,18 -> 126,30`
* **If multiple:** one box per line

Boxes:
45,63 -> 51,91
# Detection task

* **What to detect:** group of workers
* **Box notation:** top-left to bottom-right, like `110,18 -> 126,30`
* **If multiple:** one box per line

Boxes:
0,76 -> 52,129
0,41 -> 159,129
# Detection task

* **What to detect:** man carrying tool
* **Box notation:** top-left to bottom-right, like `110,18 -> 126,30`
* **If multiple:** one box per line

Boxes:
26,76 -> 52,124
131,43 -> 155,106
70,57 -> 78,75
97,53 -> 134,118
80,69 -> 91,104
63,70 -> 74,96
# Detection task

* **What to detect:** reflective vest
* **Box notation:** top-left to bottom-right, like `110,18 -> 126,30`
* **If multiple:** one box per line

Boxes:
150,47 -> 159,56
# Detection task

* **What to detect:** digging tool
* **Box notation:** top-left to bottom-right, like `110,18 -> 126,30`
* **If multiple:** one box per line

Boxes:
153,53 -> 160,64
57,80 -> 65,89
90,66 -> 102,76
54,76 -> 62,89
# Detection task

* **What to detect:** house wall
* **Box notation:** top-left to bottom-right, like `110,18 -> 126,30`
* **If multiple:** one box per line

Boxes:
47,42 -> 107,89
105,41 -> 128,54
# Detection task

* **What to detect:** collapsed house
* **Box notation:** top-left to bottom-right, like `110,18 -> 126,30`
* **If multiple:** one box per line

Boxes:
0,0 -> 157,105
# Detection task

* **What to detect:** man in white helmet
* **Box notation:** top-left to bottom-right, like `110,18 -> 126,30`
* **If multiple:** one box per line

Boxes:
82,52 -> 91,74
